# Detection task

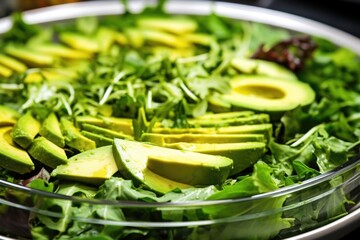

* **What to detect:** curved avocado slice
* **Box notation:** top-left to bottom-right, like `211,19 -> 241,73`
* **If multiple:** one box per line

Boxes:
188,113 -> 270,127
136,16 -> 198,35
221,75 -> 315,112
169,142 -> 266,175
40,112 -> 65,148
141,133 -> 265,145
113,139 -> 233,194
0,126 -> 34,174
60,117 -> 96,152
51,145 -> 118,185
0,105 -> 20,126
11,111 -> 41,149
195,111 -> 255,120
59,32 -> 99,53
5,45 -> 55,67
28,137 -> 68,169
0,54 -> 27,73
80,130 -> 113,147
231,58 -> 298,80
100,116 -> 134,136
32,44 -> 92,59
152,123 -> 273,142
0,64 -> 13,77
81,123 -> 133,140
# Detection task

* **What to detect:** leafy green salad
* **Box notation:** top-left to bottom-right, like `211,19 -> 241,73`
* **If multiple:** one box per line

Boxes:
0,1 -> 359,239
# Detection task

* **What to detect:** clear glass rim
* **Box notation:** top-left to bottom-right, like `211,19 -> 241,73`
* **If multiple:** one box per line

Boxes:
1,154 -> 359,208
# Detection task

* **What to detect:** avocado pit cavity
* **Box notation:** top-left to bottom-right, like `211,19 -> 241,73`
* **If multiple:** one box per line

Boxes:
234,85 -> 285,99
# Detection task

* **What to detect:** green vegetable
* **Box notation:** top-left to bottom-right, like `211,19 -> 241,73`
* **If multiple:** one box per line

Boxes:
0,0 -> 359,239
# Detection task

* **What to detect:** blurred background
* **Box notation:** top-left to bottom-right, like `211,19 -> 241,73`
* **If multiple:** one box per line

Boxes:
0,0 -> 359,38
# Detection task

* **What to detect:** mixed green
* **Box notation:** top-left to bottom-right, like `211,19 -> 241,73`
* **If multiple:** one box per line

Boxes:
0,1 -> 360,239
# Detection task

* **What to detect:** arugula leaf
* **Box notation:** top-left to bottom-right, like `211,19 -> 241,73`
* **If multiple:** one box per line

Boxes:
313,137 -> 351,173
203,161 -> 292,240
36,183 -> 97,233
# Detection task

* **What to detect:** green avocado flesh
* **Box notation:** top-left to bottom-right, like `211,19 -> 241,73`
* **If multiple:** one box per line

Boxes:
141,133 -> 265,145
52,145 -> 118,185
39,112 -> 65,148
188,113 -> 270,127
221,75 -> 316,112
81,123 -> 133,140
28,136 -> 68,168
113,139 -> 233,193
0,54 -> 27,73
231,58 -> 298,80
0,126 -> 34,174
81,130 -> 113,147
152,123 -> 273,141
0,105 -> 20,126
11,111 -> 41,149
60,117 -> 96,152
169,142 -> 266,175
4,45 -> 55,67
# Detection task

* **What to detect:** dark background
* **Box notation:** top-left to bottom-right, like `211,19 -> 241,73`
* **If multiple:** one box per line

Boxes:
229,0 -> 360,38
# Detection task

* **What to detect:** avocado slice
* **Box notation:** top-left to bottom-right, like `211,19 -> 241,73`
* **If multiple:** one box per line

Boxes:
183,33 -> 215,46
81,130 -> 113,147
231,58 -> 298,80
0,105 -> 20,126
59,32 -> 99,53
23,68 -> 78,83
11,111 -> 41,149
124,28 -> 144,48
113,139 -> 233,193
137,17 -> 198,35
0,64 -> 13,77
39,112 -> 65,148
216,124 -> 273,141
0,54 -> 27,72
170,142 -> 266,175
195,111 -> 255,120
152,123 -> 273,141
0,126 -> 34,174
100,116 -> 134,136
51,145 -> 118,185
75,115 -> 106,128
141,29 -> 191,49
28,136 -> 68,168
141,133 -> 265,145
60,117 -> 96,152
188,113 -> 270,127
221,75 -> 316,112
31,44 -> 92,59
96,27 -> 116,53
81,123 -> 133,140
4,45 -> 55,67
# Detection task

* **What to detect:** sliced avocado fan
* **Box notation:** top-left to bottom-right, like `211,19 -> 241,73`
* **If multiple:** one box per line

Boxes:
112,138 -> 233,194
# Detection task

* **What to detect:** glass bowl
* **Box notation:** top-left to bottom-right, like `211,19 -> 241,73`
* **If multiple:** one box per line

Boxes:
0,154 -> 359,239
0,1 -> 359,239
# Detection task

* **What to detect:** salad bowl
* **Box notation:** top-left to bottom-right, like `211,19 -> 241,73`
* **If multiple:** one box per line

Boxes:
0,1 -> 359,239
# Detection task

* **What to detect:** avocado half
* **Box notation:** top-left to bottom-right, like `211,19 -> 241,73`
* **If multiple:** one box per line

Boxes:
221,75 -> 315,112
